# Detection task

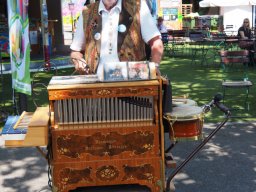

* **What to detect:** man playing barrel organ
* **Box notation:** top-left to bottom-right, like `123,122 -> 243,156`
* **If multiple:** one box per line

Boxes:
70,0 -> 164,78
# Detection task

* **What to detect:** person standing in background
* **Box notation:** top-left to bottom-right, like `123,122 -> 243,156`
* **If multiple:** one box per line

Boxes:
157,16 -> 168,33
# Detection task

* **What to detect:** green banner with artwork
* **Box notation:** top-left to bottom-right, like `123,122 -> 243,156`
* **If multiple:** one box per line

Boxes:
7,0 -> 31,95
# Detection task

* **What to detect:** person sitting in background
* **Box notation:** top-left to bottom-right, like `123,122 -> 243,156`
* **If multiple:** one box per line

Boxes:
238,18 -> 252,39
238,18 -> 254,66
203,25 -> 211,38
157,16 -> 168,33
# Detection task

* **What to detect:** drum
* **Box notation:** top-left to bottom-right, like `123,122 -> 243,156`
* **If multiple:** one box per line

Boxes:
172,98 -> 197,107
165,106 -> 204,141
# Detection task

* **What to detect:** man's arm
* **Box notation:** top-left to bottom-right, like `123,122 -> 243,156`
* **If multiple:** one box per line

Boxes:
148,36 -> 164,75
149,36 -> 164,64
70,13 -> 89,74
140,0 -> 163,73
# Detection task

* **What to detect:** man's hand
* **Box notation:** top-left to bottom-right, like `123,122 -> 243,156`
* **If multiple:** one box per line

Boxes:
72,57 -> 90,74
70,51 -> 90,74
156,66 -> 161,76
154,63 -> 161,76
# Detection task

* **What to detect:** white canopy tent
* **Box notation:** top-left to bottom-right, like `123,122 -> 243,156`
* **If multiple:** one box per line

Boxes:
199,0 -> 256,34
199,0 -> 256,7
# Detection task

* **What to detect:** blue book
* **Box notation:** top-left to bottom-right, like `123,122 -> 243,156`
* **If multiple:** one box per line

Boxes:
1,116 -> 27,140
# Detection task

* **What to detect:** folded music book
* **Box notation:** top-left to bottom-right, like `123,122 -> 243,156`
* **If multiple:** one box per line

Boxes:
48,75 -> 99,85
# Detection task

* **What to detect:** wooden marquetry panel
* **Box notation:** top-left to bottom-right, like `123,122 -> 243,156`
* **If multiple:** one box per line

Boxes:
48,79 -> 163,191
48,85 -> 159,100
51,126 -> 159,162
51,157 -> 162,192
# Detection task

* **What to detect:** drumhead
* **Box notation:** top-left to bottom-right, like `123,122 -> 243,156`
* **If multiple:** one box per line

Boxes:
172,98 -> 197,107
168,106 -> 203,120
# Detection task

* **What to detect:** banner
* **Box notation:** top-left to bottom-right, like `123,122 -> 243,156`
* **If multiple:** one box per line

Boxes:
7,0 -> 31,95
146,0 -> 157,18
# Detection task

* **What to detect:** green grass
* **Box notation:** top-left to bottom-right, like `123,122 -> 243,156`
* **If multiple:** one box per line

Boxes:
1,45 -> 256,130
29,68 -> 74,110
162,45 -> 256,122
0,68 -> 75,130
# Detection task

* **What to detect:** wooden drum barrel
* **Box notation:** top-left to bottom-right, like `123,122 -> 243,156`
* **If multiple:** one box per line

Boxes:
165,106 -> 204,141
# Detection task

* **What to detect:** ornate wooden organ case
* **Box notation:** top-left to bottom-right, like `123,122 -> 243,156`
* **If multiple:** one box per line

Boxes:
47,80 -> 163,192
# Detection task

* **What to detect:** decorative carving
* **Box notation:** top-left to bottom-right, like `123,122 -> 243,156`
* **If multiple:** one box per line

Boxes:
56,131 -> 154,159
122,164 -> 154,182
49,86 -> 157,100
49,90 -> 93,99
96,165 -> 119,181
68,90 -> 93,97
116,88 -> 154,95
59,167 -> 93,188
97,89 -> 112,96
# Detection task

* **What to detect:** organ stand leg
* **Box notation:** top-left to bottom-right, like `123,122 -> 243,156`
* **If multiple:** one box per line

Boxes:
164,142 -> 177,153
164,141 -> 177,169
158,77 -> 166,190
35,146 -> 48,160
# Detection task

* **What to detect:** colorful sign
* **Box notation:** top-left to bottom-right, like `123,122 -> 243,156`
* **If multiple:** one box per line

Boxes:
158,0 -> 182,30
62,0 -> 86,26
7,0 -> 31,95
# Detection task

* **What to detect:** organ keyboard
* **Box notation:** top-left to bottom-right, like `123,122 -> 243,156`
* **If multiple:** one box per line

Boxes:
2,107 -> 49,147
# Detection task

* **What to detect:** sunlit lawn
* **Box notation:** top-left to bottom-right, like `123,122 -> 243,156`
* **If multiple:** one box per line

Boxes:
162,45 -> 256,123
